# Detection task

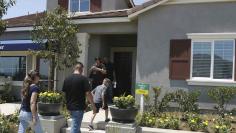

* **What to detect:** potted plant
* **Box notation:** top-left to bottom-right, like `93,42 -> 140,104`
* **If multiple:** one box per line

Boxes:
38,91 -> 63,116
110,95 -> 138,123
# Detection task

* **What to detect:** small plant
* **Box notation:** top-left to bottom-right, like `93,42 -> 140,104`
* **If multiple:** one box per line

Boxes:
208,87 -> 236,117
212,117 -> 232,133
136,112 -> 156,127
39,91 -> 63,103
0,82 -> 17,103
174,90 -> 200,113
186,113 -> 208,131
0,114 -> 11,133
113,95 -> 135,109
155,113 -> 180,130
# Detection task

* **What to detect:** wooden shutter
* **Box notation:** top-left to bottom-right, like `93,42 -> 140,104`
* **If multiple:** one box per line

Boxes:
58,0 -> 68,10
169,39 -> 191,80
90,0 -> 102,12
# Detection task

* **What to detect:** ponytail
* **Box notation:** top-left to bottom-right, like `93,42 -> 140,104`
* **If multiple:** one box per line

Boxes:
21,70 -> 39,98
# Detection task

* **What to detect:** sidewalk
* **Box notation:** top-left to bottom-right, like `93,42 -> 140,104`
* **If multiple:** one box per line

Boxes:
0,102 -> 21,115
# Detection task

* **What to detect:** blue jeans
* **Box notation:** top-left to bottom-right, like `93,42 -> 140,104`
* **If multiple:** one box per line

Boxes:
70,110 -> 84,133
18,110 -> 43,133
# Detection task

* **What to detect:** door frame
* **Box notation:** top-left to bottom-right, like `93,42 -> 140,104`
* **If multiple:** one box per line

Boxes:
110,47 -> 137,95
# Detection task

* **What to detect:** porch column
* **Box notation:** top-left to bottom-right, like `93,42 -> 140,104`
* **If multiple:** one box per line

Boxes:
76,33 -> 90,76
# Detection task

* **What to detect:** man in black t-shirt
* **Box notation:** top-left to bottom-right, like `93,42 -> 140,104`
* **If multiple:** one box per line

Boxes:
89,57 -> 106,89
62,62 -> 96,133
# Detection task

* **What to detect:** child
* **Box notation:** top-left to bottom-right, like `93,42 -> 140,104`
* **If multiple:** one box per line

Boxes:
89,78 -> 111,130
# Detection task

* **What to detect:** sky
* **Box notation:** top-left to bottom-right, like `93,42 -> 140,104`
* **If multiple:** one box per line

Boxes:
3,0 -> 145,19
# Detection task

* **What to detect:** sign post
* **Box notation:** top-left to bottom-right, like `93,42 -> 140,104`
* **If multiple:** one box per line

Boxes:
135,83 -> 150,114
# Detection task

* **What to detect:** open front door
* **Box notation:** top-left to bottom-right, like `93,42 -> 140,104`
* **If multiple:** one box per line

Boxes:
111,47 -> 136,96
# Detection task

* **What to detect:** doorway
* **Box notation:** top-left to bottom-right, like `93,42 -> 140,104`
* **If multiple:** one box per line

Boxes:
111,47 -> 136,96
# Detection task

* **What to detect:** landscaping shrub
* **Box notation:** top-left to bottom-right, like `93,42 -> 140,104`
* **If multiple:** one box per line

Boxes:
0,83 -> 17,103
208,87 -> 236,117
185,113 -> 208,131
155,113 -> 180,130
135,112 -> 156,127
173,90 -> 200,113
212,117 -> 232,133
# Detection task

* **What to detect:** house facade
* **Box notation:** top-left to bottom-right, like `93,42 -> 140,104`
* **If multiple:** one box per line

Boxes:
1,0 -> 236,108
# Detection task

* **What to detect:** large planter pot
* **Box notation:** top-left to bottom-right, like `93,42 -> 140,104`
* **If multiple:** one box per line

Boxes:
38,102 -> 62,116
110,105 -> 138,123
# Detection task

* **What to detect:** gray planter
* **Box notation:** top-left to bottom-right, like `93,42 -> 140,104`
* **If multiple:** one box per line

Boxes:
38,102 -> 62,116
110,105 -> 138,123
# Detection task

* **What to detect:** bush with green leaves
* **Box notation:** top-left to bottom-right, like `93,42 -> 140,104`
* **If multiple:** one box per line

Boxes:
174,90 -> 200,113
212,117 -> 232,133
0,83 -> 17,103
185,113 -> 208,131
208,87 -> 236,116
155,113 -> 180,130
136,112 -> 156,127
113,95 -> 135,109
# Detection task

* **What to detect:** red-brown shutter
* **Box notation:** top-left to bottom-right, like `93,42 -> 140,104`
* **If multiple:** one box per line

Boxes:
169,39 -> 191,80
90,0 -> 102,12
58,0 -> 68,10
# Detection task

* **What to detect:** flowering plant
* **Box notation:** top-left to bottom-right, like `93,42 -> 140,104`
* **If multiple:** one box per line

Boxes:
156,114 -> 180,130
212,117 -> 231,133
113,95 -> 135,109
39,91 -> 63,104
186,113 -> 208,131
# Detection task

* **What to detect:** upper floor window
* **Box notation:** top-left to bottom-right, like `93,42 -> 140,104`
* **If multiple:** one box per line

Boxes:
191,40 -> 235,81
70,0 -> 90,12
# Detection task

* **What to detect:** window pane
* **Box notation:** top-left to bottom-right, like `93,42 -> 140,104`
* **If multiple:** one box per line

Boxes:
39,59 -> 49,80
213,40 -> 234,79
192,42 -> 211,78
0,56 -> 26,81
80,0 -> 89,12
70,0 -> 79,12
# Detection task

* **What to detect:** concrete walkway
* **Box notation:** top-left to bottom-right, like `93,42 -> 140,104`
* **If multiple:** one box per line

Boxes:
0,102 -> 21,115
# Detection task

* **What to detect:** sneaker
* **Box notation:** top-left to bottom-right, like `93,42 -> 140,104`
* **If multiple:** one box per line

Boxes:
88,124 -> 94,131
105,118 -> 110,122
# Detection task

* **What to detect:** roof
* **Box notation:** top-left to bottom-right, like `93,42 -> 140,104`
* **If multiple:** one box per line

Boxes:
70,9 -> 129,19
4,12 -> 45,28
4,0 -> 164,28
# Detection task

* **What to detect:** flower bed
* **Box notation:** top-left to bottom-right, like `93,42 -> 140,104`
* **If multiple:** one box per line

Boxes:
136,87 -> 236,133
136,112 -> 236,133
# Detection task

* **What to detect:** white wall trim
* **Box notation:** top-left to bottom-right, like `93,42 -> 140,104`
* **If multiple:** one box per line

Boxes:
128,0 -> 169,19
71,17 -> 131,24
6,27 -> 33,32
164,0 -> 236,5
187,79 -> 236,87
187,33 -> 236,39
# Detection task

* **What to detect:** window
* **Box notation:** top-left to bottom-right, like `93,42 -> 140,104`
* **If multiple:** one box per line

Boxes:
191,40 -> 234,80
70,0 -> 90,12
0,56 -> 26,81
38,58 -> 50,80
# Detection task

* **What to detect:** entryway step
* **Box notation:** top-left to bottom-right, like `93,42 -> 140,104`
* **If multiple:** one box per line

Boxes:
67,109 -> 111,130
68,119 -> 107,130
61,127 -> 105,133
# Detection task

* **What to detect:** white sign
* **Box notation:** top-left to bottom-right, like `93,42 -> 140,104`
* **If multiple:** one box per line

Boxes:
0,46 -> 4,50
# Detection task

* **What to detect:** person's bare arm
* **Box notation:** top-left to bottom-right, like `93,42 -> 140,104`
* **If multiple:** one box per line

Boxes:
86,91 -> 96,114
30,92 -> 38,125
102,93 -> 106,109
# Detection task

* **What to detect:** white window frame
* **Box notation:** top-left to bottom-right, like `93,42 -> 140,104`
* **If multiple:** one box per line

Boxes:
68,0 -> 90,13
0,54 -> 27,86
189,39 -> 235,84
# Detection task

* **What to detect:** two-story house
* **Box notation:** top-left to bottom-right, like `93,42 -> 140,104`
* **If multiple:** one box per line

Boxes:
1,0 -> 236,108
